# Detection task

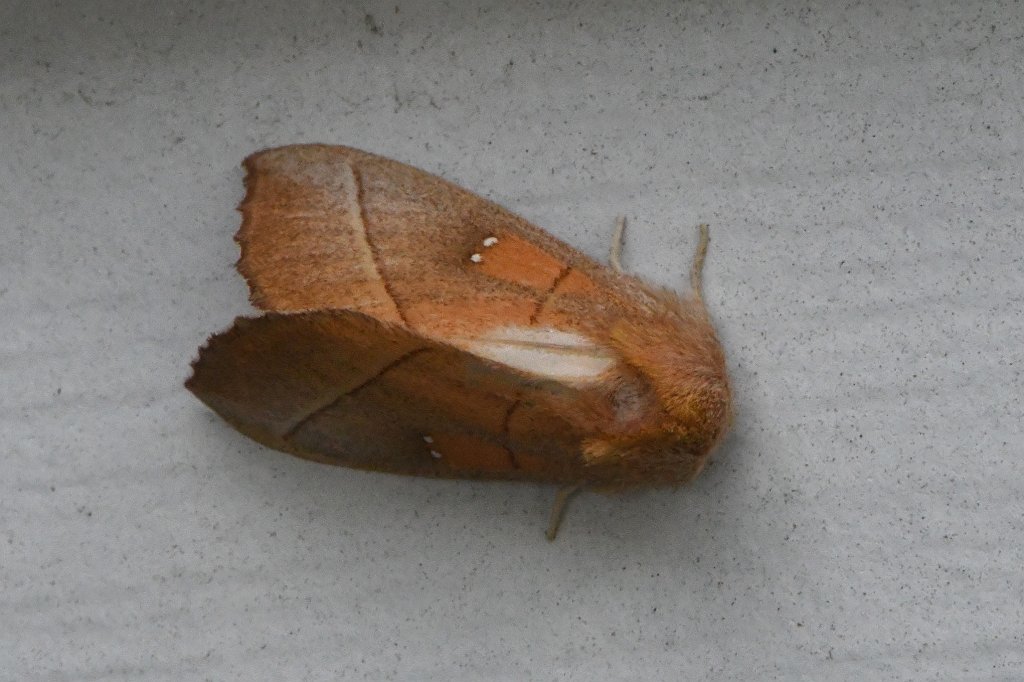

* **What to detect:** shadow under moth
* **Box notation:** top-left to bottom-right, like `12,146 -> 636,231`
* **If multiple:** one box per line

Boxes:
186,145 -> 732,539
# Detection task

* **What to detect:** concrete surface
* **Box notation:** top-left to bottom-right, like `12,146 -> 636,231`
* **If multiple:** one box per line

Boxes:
3,1 -> 1022,679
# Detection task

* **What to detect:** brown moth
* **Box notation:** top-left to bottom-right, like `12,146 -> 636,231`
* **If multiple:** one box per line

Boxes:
186,145 -> 731,538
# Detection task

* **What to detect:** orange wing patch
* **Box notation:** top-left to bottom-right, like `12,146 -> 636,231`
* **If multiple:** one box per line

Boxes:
551,268 -> 597,296
473,235 -> 566,291
426,433 -> 515,473
402,296 -> 536,334
426,431 -> 565,477
469,233 -> 599,325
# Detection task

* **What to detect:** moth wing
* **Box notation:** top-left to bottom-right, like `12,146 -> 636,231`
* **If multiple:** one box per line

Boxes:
228,145 -> 730,487
185,310 -> 593,483
237,144 -> 628,340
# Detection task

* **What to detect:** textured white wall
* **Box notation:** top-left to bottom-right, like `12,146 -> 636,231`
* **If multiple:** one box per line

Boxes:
3,1 -> 1022,679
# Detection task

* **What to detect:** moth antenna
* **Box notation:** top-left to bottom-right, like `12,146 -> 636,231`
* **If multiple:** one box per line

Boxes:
545,484 -> 582,541
609,216 -> 627,273
689,224 -> 710,302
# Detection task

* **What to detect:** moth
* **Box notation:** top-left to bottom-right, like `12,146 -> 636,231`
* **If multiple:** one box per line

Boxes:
186,145 -> 732,538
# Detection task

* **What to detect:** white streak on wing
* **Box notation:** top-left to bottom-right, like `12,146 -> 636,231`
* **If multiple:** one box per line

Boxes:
466,326 -> 616,383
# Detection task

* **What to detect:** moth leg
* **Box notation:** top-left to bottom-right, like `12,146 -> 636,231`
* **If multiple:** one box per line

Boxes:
690,224 -> 710,301
545,484 -> 582,541
609,216 -> 627,273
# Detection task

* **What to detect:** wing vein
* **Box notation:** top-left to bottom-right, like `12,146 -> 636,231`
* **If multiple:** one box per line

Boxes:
501,399 -> 521,470
349,164 -> 410,326
529,265 -> 573,324
282,347 -> 429,440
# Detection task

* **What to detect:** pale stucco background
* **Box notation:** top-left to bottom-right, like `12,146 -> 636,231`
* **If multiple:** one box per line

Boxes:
3,1 -> 1022,679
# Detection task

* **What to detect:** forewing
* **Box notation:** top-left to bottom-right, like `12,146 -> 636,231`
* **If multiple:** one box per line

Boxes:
237,145 -> 635,341
185,310 -> 593,483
